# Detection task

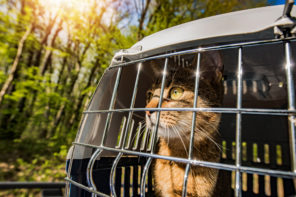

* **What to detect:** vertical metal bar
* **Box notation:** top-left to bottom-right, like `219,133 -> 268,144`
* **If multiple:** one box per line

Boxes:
140,58 -> 169,197
109,63 -> 142,196
150,58 -> 169,153
86,149 -> 103,197
121,63 -> 142,149
86,66 -> 122,196
100,67 -> 123,146
182,52 -> 201,197
235,47 -> 243,197
110,152 -> 123,197
284,42 -> 296,173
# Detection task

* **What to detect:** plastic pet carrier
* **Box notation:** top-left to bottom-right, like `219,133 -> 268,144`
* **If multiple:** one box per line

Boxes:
65,2 -> 296,197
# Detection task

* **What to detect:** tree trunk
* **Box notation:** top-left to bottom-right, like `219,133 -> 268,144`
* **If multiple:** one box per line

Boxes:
137,0 -> 151,40
0,24 -> 33,106
50,42 -> 91,136
39,20 -> 63,75
33,13 -> 58,68
23,16 -> 62,136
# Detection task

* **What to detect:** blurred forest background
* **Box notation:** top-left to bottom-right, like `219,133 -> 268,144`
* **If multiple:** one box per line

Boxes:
0,0 -> 270,195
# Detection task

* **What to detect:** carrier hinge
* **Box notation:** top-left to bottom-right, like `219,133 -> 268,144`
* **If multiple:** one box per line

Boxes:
274,0 -> 296,38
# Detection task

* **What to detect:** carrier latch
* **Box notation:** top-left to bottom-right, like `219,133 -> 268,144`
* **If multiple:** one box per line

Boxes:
274,0 -> 296,38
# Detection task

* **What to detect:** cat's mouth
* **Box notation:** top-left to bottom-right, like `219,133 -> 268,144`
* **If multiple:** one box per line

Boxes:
146,113 -> 166,129
146,113 -> 190,139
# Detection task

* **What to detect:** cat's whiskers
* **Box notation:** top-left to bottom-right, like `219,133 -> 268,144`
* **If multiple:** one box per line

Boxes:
178,119 -> 192,129
199,118 -> 220,133
197,127 -> 222,152
171,125 -> 189,157
177,128 -> 200,153
177,119 -> 222,152
165,125 -> 170,147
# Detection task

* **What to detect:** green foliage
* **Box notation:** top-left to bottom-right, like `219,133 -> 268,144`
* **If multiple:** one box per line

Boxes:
0,139 -> 67,196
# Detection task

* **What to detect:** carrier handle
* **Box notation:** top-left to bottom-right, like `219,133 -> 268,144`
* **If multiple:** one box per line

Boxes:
274,0 -> 296,38
283,0 -> 295,17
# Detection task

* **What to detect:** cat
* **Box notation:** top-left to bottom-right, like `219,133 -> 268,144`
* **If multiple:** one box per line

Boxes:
145,52 -> 225,197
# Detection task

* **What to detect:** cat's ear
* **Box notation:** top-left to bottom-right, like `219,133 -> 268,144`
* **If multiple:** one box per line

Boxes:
199,51 -> 223,84
148,59 -> 165,78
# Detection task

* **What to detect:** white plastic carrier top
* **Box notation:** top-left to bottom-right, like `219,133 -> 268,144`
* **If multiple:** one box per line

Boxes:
111,4 -> 295,63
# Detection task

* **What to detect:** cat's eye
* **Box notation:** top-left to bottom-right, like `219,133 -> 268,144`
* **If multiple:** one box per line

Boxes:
169,87 -> 184,100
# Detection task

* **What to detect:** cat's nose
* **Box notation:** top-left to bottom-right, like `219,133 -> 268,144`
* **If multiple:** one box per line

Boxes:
146,110 -> 155,116
145,98 -> 158,116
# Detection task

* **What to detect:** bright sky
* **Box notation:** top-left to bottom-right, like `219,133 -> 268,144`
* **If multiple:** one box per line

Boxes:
40,0 -> 90,14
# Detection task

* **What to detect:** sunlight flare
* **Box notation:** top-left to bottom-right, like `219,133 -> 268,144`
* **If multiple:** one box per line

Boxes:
40,0 -> 89,14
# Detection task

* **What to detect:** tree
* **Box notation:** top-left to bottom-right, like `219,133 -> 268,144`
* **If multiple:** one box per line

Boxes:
0,23 -> 33,106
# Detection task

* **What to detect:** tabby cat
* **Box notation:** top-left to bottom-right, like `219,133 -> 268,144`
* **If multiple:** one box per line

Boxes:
145,52 -> 224,197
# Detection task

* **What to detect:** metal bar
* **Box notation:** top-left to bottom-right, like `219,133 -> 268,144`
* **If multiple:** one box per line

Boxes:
65,145 -> 76,196
110,153 -> 123,197
67,63 -> 123,197
0,182 -> 65,189
101,67 -> 123,146
65,178 -> 110,197
284,41 -> 296,173
150,58 -> 169,153
83,107 -> 296,116
108,64 -> 142,197
182,53 -> 201,197
140,58 -> 169,197
235,47 -> 243,197
109,38 -> 296,70
121,63 -> 142,149
73,142 -> 296,179
140,157 -> 152,197
86,66 -> 122,196
86,149 -> 103,196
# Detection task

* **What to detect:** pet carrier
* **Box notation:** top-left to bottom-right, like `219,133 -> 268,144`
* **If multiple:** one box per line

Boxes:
65,2 -> 296,197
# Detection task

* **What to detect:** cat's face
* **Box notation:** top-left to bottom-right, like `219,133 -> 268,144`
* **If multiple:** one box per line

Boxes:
145,53 -> 223,146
